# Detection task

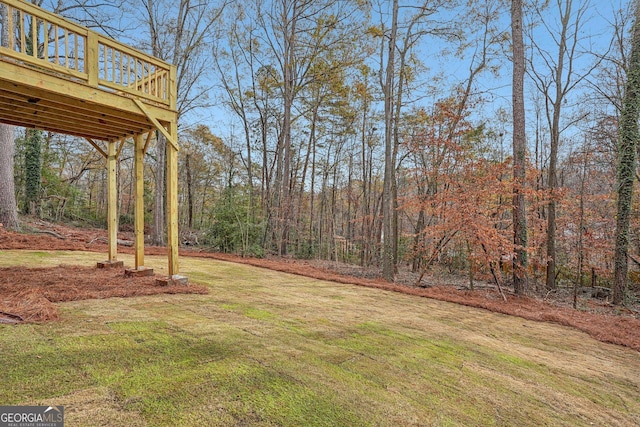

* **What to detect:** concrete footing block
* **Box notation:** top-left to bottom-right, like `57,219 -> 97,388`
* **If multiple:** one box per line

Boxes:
124,267 -> 154,277
97,260 -> 124,269
155,275 -> 189,286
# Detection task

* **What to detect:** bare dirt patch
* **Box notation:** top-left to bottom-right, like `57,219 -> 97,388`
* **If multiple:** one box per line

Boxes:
1,218 -> 639,352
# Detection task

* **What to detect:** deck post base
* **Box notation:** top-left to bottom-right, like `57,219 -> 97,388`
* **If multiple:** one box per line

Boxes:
97,260 -> 124,269
125,267 -> 154,277
155,275 -> 189,286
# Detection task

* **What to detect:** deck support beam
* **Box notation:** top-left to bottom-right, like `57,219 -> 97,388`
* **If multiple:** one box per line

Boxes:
133,99 -> 179,151
124,132 -> 154,278
97,140 -> 123,269
166,121 -> 181,279
107,140 -> 117,262
133,100 -> 184,282
134,133 -> 146,269
133,99 -> 182,283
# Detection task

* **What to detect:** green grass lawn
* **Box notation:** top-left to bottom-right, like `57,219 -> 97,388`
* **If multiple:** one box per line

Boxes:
1,250 -> 639,426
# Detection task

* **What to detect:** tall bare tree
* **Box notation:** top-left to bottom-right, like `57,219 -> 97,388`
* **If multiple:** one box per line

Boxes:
212,9 -> 257,215
528,0 -> 600,290
139,0 -> 226,245
381,0 -> 400,281
376,0 -> 458,281
613,0 -> 640,305
238,0 -> 362,254
0,4 -> 18,229
0,124 -> 18,229
511,0 -> 528,294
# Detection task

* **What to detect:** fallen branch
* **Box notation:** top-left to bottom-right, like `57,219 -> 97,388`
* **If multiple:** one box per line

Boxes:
31,228 -> 64,239
0,310 -> 24,322
88,236 -> 106,245
629,254 -> 640,268
87,236 -> 133,247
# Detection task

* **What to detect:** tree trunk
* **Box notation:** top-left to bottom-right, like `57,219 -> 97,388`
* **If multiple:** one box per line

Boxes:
186,152 -> 193,229
576,147 -> 588,308
0,9 -> 17,229
145,0 -> 165,246
24,129 -> 42,216
0,124 -> 19,230
545,1 -> 572,291
309,135 -> 317,256
359,78 -> 372,267
279,0 -> 298,257
537,0 -> 587,291
546,170 -> 558,290
382,0 -> 399,282
613,0 -> 640,305
511,0 -> 528,295
412,208 -> 425,273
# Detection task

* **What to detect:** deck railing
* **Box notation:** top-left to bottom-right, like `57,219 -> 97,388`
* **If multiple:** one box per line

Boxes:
0,0 -> 174,107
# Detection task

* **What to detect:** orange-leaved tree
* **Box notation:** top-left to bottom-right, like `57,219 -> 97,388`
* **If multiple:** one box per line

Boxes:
400,98 -> 515,290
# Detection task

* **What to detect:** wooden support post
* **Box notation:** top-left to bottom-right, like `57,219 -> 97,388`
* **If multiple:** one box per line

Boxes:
166,64 -> 182,282
125,134 -> 154,277
107,140 -> 117,261
97,140 -> 122,269
134,133 -> 145,269
166,121 -> 180,278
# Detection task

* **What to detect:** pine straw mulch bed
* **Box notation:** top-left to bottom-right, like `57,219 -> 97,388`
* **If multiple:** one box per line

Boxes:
0,221 -> 639,352
0,264 -> 208,323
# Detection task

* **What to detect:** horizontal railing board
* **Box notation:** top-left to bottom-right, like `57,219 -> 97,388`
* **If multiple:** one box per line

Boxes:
0,0 -> 174,107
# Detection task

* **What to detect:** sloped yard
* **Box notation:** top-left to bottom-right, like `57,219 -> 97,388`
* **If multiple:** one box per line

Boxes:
2,222 -> 639,352
0,250 -> 638,426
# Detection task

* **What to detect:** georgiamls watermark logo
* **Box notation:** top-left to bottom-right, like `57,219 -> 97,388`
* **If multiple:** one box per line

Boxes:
0,406 -> 64,427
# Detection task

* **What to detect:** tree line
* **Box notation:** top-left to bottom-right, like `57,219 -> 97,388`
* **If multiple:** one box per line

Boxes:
1,0 -> 639,305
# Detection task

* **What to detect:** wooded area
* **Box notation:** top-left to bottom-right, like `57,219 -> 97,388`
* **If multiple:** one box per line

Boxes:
1,0 -> 639,304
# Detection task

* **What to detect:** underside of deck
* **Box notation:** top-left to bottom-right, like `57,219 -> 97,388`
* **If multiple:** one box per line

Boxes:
0,0 -> 183,281
0,58 -> 165,141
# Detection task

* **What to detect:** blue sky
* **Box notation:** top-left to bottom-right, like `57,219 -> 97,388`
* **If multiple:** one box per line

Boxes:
36,0 -> 632,153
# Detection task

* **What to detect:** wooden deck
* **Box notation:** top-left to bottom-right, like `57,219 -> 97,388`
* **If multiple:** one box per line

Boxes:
0,0 -> 182,280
